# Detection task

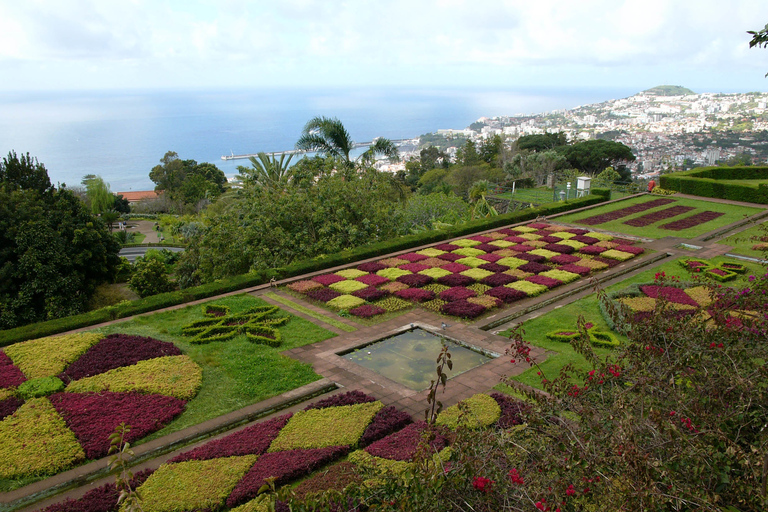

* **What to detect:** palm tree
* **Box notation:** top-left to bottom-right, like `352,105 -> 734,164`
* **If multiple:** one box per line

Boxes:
236,152 -> 294,190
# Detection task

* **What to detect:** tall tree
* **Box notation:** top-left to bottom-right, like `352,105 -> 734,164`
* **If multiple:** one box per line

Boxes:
82,175 -> 115,214
237,152 -> 294,190
748,23 -> 768,76
0,151 -> 51,193
557,139 -> 636,176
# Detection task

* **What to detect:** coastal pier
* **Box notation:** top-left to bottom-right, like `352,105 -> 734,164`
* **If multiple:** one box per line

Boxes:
221,139 -> 410,161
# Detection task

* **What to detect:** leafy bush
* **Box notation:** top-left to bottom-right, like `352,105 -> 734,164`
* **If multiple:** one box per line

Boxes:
436,393 -> 501,430
128,257 -> 176,298
17,376 -> 64,399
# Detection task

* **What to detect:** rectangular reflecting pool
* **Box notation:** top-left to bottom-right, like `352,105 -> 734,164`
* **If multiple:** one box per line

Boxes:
340,327 -> 495,391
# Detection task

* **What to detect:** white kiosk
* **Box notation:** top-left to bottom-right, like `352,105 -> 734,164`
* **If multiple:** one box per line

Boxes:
576,176 -> 592,198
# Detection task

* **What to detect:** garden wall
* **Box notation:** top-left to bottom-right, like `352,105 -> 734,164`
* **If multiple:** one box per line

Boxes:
0,191 -> 610,346
660,166 -> 768,204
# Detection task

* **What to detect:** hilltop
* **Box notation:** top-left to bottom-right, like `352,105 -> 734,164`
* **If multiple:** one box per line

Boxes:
642,85 -> 696,96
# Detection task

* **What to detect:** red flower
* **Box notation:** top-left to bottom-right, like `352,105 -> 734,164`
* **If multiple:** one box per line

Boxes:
509,468 -> 525,485
472,476 -> 494,493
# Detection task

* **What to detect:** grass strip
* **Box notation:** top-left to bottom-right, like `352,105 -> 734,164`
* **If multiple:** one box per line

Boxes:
264,292 -> 357,332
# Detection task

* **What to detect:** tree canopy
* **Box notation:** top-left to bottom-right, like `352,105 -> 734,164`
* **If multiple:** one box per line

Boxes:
556,139 -> 636,176
149,151 -> 227,209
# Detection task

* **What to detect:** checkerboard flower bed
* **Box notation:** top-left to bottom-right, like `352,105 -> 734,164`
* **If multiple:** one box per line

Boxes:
357,261 -> 386,273
478,252 -> 503,263
601,249 -> 635,261
660,211 -> 725,231
377,267 -> 412,280
312,274 -> 346,286
478,262 -> 508,273
623,205 -> 696,227
437,273 -> 476,287
329,279 -> 369,294
507,280 -> 548,297
350,304 -> 387,318
540,269 -> 580,284
486,286 -> 527,303
352,286 -> 388,301
543,243 -> 575,254
40,468 -> 154,512
579,245 -> 608,255
579,198 -> 676,225
306,288 -> 342,302
327,295 -> 366,310
335,268 -> 368,279
396,273 -> 433,288
375,296 -> 412,312
516,252 -> 547,263
526,275 -> 563,288
518,262 -> 551,274
439,286 -> 477,302
482,272 -> 518,287
468,295 -> 501,309
379,257 -> 409,267
287,280 -> 324,293
379,281 -> 409,294
355,273 -> 390,286
398,262 -> 430,273
556,264 -> 592,276
365,421 -> 449,461
421,298 -> 448,312
395,288 -> 436,303
441,300 -> 487,318
572,235 -> 600,244
397,252 -> 428,262
452,247 -> 485,257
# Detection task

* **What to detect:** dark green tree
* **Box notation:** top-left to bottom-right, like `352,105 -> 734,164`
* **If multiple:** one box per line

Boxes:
149,152 -> 226,207
516,132 -> 568,152
237,152 -> 295,190
748,23 -> 768,76
557,139 -> 636,176
0,151 -> 51,193
128,258 -> 175,298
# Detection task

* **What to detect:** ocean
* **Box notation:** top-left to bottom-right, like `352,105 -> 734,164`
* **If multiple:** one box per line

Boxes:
0,87 -> 637,192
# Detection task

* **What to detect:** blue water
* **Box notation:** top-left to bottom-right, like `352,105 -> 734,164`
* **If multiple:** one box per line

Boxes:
0,87 -> 636,191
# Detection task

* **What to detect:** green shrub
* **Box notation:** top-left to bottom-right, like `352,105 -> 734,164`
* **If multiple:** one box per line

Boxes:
660,166 -> 768,203
128,258 -> 176,298
17,376 -> 65,400
546,330 -> 581,342
589,330 -> 621,348
436,394 -> 501,430
203,304 -> 230,317
245,325 -> 282,347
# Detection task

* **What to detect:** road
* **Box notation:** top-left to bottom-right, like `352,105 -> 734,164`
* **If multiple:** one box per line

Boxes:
119,246 -> 184,263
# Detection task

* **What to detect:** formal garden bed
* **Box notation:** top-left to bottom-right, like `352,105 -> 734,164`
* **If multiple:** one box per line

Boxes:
40,390 -> 526,512
0,295 -> 334,491
717,220 -> 768,259
284,222 -> 647,321
554,195 -> 763,239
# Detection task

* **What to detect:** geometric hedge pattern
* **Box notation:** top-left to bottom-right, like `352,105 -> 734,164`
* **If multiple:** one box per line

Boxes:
288,222 -> 645,319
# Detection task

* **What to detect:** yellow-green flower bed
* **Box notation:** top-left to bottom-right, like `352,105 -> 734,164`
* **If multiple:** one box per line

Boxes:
601,249 -> 635,261
334,269 -> 368,279
467,283 -> 492,295
511,226 -> 538,233
529,249 -> 559,260
0,398 -> 85,479
586,231 -> 613,240
540,269 -> 580,284
269,401 -> 384,451
488,240 -> 515,248
452,238 -> 482,247
329,279 -> 369,294
617,297 -> 657,312
497,257 -> 527,268
436,393 -> 501,430
326,295 -> 367,311
376,267 -> 412,280
685,286 -> 715,307
419,267 -> 453,279
375,297 -> 413,312
452,247 -> 485,257
577,258 -> 610,270
461,268 -> 494,281
507,281 -> 548,297
136,455 -> 259,512
421,299 -> 448,312
65,355 -> 203,400
455,256 -> 487,268
550,231 -> 577,239
4,332 -> 101,379
468,295 -> 500,309
558,239 -> 587,250
416,248 -> 446,257
518,233 -> 541,241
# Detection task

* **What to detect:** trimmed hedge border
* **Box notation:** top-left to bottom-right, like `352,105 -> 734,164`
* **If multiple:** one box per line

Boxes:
659,165 -> 768,204
0,192 -> 610,346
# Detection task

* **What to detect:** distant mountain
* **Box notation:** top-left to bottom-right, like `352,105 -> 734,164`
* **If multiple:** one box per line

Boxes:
642,85 -> 696,96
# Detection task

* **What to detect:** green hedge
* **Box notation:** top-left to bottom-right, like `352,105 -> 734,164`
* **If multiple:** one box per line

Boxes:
659,166 -> 768,204
0,193 -> 609,346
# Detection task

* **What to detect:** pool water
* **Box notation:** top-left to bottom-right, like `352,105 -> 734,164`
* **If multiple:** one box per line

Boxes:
342,328 -> 493,391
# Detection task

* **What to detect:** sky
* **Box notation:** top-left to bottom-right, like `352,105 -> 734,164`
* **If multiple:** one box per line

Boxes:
0,0 -> 767,93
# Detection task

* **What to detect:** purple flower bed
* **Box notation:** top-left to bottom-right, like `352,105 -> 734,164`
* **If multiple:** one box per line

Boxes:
557,264 -> 591,276
660,211 -> 725,231
615,245 -> 644,255
566,228 -> 590,235
0,351 -> 26,388
0,397 -> 23,421
474,243 -> 500,253
478,262 -> 509,273
352,286 -> 389,301
60,334 -> 182,382
496,228 -> 519,236
41,469 -> 154,512
312,274 -> 346,286
517,262 -> 551,274
540,235 -> 563,244
441,300 -> 486,318
515,252 -> 546,263
398,263 -> 430,273
50,391 -> 186,460
490,392 -> 528,429
509,244 -> 535,252
304,390 -> 377,410
439,287 -> 477,302
359,405 -> 413,447
397,253 -> 428,262
436,252 -> 464,262
526,275 -> 563,288
639,285 -> 700,306
579,198 -> 676,225
396,273 -> 433,288
477,253 -> 503,263
572,235 -> 600,244
356,274 -> 390,286
468,235 -> 493,243
357,261 -> 387,273
612,237 -> 636,246
550,254 -> 581,265
440,262 -> 470,273
364,422 -> 449,461
306,288 -> 342,303
623,205 -> 696,227
543,243 -> 575,254
482,273 -> 518,287
226,446 -> 350,508
485,286 -> 527,303
592,256 -> 621,268
579,245 -> 607,255
503,236 -> 529,244
395,288 -> 436,303
434,243 -> 460,251
437,273 -> 475,287
170,414 -> 293,463
350,304 -> 387,318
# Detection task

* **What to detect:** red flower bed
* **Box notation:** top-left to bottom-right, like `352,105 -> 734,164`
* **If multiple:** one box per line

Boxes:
557,264 -> 591,276
350,304 -> 387,318
439,287 -> 477,302
395,288 -> 436,303
474,243 -> 500,253
352,286 -> 388,301
468,235 -> 493,243
306,288 -> 342,303
0,351 -> 26,388
496,228 -> 519,236
398,263 -> 430,273
550,254 -> 581,265
615,245 -> 645,255
639,285 -> 700,306
526,275 -> 563,288
437,273 -> 475,287
441,300 -> 486,318
312,274 -> 346,286
482,273 -> 518,287
509,244 -> 535,252
540,235 -> 563,244
359,405 -> 413,447
543,243 -> 575,254
572,235 -> 600,244
41,469 -> 154,512
477,253 -> 503,263
357,261 -> 386,273
397,253 -> 428,262
485,286 -> 527,303
50,391 -> 186,459
355,274 -> 389,286
591,256 -> 621,268
436,252 -> 464,262
60,334 -> 182,382
566,228 -> 590,235
226,446 -> 350,508
579,245 -> 607,255
623,205 -> 695,227
396,273 -> 433,288
305,390 -> 377,410
478,262 -> 509,273
660,211 -> 725,231
170,414 -> 293,463
434,243 -> 460,251
440,262 -> 470,273
364,422 -> 449,461
579,198 -> 676,225
517,262 -> 551,274
503,236 -> 530,244
515,253 -> 546,263
0,397 -> 23,421
490,393 -> 528,429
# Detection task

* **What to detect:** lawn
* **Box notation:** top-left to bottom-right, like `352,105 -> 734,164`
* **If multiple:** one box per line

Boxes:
555,195 -> 763,239
493,187 -> 558,205
717,219 -> 768,259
